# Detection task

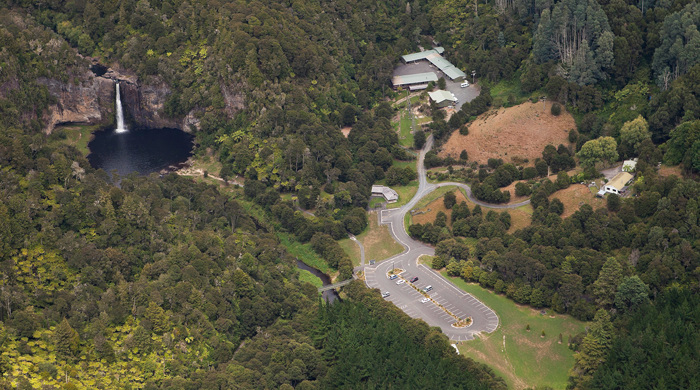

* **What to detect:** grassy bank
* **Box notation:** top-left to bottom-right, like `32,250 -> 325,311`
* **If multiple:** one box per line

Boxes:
443,273 -> 586,390
298,269 -> 323,288
51,124 -> 100,155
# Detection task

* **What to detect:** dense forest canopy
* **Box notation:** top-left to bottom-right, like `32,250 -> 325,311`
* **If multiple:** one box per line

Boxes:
0,0 -> 699,388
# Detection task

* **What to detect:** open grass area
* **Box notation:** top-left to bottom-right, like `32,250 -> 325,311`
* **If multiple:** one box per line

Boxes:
51,124 -> 100,155
337,237 -> 362,267
408,187 -> 532,233
551,184 -> 605,219
277,232 -> 334,276
391,159 -> 417,169
486,71 -> 541,108
441,102 -> 574,166
398,112 -> 414,148
298,269 -> 323,288
368,197 -> 385,208
443,273 -> 587,390
389,181 -> 419,208
354,211 -> 403,263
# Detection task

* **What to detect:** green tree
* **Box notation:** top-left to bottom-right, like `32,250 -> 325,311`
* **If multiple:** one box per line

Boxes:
664,120 -> 700,173
606,193 -> 621,212
144,302 -> 170,334
577,137 -> 619,167
54,319 -> 80,359
592,257 -> 623,308
443,192 -> 457,209
414,129 -> 426,149
438,77 -> 446,90
615,276 -> 650,313
570,309 -> 613,387
620,115 -> 651,155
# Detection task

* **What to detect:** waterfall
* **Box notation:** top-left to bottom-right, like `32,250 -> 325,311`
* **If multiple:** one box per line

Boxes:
115,82 -> 127,133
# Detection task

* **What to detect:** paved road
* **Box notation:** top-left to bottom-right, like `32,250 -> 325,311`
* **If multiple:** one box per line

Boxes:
363,135 -> 529,340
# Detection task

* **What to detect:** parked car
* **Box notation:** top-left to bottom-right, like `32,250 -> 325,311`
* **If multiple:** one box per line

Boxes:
389,274 -> 398,280
423,285 -> 433,292
396,279 -> 405,285
410,277 -> 419,283
461,82 -> 469,88
420,297 -> 430,303
382,292 -> 390,298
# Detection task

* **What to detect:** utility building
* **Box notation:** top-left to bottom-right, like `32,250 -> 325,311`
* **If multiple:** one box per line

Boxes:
428,90 -> 457,108
392,72 -> 438,90
401,48 -> 466,81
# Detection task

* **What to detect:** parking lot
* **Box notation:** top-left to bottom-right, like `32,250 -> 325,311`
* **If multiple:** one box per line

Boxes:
365,258 -> 499,341
393,61 -> 480,110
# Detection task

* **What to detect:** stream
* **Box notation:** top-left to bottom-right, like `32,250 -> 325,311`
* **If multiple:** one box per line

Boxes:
296,260 -> 340,303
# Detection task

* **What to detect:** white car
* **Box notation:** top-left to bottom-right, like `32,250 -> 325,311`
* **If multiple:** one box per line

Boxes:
461,82 -> 469,88
396,279 -> 405,285
382,292 -> 390,298
420,297 -> 430,303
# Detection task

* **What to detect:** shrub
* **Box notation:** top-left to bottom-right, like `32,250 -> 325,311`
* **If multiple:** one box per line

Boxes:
459,126 -> 469,135
460,150 -> 468,161
551,103 -> 562,116
515,182 -> 532,196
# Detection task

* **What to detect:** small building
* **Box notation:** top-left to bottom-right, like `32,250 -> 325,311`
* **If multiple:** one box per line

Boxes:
371,185 -> 399,203
428,90 -> 457,108
604,172 -> 633,195
392,72 -> 438,89
622,158 -> 638,172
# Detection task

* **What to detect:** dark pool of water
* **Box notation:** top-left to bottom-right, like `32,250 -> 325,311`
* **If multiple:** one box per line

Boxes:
87,127 -> 194,177
296,260 -> 340,303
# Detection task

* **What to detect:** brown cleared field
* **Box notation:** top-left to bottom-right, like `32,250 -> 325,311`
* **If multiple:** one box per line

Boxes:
440,102 -> 575,166
412,189 -> 532,233
550,184 -> 605,218
658,164 -> 683,177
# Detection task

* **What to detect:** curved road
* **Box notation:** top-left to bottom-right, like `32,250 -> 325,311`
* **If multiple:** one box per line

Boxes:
363,136 -> 528,340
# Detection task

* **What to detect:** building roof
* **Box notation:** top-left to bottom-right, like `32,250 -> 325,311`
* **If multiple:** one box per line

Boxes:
402,50 -> 437,63
408,84 -> 429,91
401,47 -> 444,62
622,159 -> 638,172
425,53 -> 466,80
392,72 -> 438,86
428,90 -> 457,104
606,172 -> 633,191
371,185 -> 399,202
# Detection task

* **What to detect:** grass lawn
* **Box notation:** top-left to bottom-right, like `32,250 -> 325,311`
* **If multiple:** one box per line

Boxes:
277,232 -> 334,277
398,112 -> 414,148
391,159 -> 417,169
486,71 -> 541,107
51,124 -> 100,155
298,269 -> 323,288
368,197 -> 385,208
389,181 -> 419,208
408,187 -> 532,233
354,211 -> 404,263
337,237 -> 362,267
443,273 -> 587,390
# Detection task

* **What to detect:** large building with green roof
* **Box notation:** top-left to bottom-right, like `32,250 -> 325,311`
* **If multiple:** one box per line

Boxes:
401,48 -> 466,81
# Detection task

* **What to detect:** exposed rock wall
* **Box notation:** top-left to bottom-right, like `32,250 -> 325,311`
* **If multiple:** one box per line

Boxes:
40,65 -> 245,134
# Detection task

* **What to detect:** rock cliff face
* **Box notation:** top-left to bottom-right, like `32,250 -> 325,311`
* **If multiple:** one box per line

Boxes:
39,70 -> 113,133
40,64 -> 245,134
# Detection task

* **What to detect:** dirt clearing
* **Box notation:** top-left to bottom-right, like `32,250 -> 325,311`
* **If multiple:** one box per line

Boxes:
440,102 -> 575,166
551,184 -> 605,218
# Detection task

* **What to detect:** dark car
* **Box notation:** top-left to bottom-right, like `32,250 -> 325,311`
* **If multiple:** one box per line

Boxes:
410,277 -> 419,283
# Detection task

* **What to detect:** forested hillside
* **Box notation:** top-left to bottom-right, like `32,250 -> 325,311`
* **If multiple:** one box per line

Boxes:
1,0 -> 700,388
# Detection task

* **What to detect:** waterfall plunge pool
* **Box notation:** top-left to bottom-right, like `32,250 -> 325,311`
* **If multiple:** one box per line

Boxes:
87,127 -> 194,177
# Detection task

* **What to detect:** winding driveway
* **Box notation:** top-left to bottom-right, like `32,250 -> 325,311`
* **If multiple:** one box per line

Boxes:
363,136 -> 528,340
